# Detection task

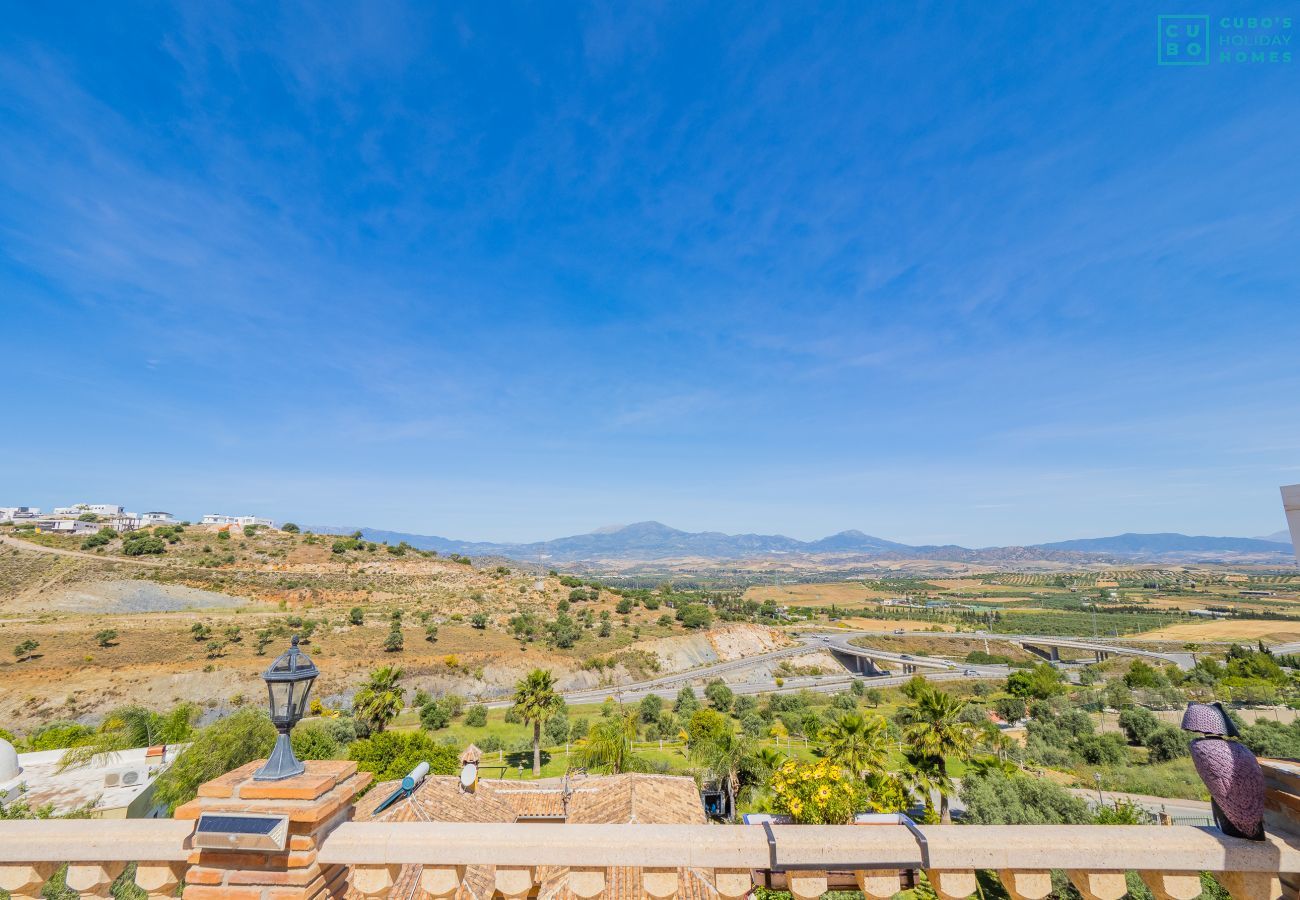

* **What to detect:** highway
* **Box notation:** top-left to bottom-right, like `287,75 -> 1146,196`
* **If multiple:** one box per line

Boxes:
828,629 -> 1196,669
489,625 -> 1215,708
484,630 -> 1009,708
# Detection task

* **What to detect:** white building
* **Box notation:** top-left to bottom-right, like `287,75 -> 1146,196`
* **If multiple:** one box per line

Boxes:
31,518 -> 103,535
1283,484 -> 1300,566
201,514 -> 275,528
0,507 -> 40,521
139,512 -> 178,526
0,739 -> 182,819
52,504 -> 125,517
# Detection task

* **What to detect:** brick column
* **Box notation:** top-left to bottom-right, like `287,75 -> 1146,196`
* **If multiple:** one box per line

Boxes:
175,760 -> 372,900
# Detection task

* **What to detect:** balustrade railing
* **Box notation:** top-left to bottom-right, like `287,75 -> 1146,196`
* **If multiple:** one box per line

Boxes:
2,760 -> 1300,900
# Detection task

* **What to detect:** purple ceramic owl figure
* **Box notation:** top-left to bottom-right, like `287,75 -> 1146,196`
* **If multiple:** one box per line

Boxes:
1190,736 -> 1266,841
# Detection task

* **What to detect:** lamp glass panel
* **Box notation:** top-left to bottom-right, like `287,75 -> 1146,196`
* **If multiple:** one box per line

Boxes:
292,679 -> 315,718
268,681 -> 292,723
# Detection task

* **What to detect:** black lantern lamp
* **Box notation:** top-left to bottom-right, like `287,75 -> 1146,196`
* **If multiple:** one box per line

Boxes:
253,636 -> 319,781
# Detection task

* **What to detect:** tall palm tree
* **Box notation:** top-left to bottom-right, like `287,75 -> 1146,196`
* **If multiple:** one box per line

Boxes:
513,668 -> 563,776
901,686 -> 975,823
818,712 -> 889,779
353,666 -> 405,735
576,710 -> 646,774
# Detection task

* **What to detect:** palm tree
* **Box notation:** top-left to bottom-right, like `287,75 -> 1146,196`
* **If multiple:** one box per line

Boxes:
818,712 -> 889,779
900,748 -> 946,824
60,704 -> 198,770
900,686 -> 975,823
690,728 -> 755,820
513,669 -> 563,776
576,710 -> 647,774
354,666 -> 405,734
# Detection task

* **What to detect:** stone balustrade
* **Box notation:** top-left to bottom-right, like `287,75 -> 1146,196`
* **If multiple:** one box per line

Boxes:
0,819 -> 191,899
316,820 -> 1300,899
3,759 -> 1300,899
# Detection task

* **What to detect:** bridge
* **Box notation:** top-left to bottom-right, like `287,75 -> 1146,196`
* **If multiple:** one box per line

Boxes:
812,633 -> 962,676
825,629 -> 1197,669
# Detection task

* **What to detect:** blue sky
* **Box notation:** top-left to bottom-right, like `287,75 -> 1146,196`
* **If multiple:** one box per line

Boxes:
2,3 -> 1298,545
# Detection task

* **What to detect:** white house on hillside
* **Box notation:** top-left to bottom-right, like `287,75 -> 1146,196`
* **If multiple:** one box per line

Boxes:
139,512 -> 178,526
201,514 -> 274,528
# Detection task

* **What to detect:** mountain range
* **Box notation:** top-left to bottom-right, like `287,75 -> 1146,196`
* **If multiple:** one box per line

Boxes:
307,520 -> 1295,565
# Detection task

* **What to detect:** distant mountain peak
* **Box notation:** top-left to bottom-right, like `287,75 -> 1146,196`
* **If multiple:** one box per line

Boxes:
304,523 -> 1295,565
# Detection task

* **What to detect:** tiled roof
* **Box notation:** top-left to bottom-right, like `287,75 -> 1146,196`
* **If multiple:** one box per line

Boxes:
565,774 -> 708,825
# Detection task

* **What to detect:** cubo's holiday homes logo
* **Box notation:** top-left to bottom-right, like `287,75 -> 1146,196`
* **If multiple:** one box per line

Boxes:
1158,14 -> 1293,65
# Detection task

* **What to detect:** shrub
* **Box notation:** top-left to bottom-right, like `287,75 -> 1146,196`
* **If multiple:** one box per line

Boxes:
291,722 -> 340,760
960,770 -> 1092,824
122,535 -> 166,556
1118,707 -> 1160,745
94,629 -> 118,648
677,604 -> 713,629
282,523 -> 301,533
1146,726 -> 1190,762
349,607 -> 364,626
465,705 -> 488,727
348,731 -> 459,781
420,701 -> 451,731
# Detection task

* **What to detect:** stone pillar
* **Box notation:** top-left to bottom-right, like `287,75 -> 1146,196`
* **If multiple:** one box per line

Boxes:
174,760 -> 371,900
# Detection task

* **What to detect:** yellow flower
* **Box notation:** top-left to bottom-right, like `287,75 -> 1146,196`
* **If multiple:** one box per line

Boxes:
816,786 -> 831,802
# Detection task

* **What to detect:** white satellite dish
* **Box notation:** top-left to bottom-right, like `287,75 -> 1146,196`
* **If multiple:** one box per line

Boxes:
460,762 -> 478,791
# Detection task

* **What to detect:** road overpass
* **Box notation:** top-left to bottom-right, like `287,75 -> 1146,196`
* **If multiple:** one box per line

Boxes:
828,629 -> 1196,669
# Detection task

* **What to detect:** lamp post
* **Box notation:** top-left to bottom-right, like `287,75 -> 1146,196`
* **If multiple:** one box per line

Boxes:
253,636 -> 319,781
1094,772 -> 1104,806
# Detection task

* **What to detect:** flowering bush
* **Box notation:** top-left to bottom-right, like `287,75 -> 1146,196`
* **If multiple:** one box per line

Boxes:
769,759 -> 909,823
769,759 -> 862,824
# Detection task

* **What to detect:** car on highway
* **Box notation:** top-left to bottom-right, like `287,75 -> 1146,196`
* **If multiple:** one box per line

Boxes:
963,669 -> 978,676
900,654 -> 913,660
893,629 -> 905,634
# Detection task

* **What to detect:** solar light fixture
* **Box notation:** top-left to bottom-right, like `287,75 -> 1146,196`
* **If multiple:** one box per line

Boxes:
253,636 -> 319,781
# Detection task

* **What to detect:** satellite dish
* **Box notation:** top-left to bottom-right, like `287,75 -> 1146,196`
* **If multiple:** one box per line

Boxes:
460,762 -> 478,791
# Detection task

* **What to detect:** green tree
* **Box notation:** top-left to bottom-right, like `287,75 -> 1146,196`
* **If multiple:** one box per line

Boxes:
639,693 -> 664,724
94,629 -> 119,648
353,666 -> 405,734
349,607 -> 364,626
819,712 -> 889,779
1146,726 -> 1189,762
576,711 -> 647,774
152,708 -> 277,813
384,625 -> 404,653
282,523 -> 301,533
425,624 -> 439,643
705,679 -> 734,713
1118,706 -> 1160,745
122,534 -> 166,556
470,613 -> 488,629
1005,663 -> 1065,700
465,705 -> 488,727
13,639 -> 39,661
290,722 -> 340,760
959,769 -> 1092,825
674,685 -> 699,716
348,731 -> 460,781
512,669 -> 563,776
864,687 -> 884,708
900,686 -> 976,823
